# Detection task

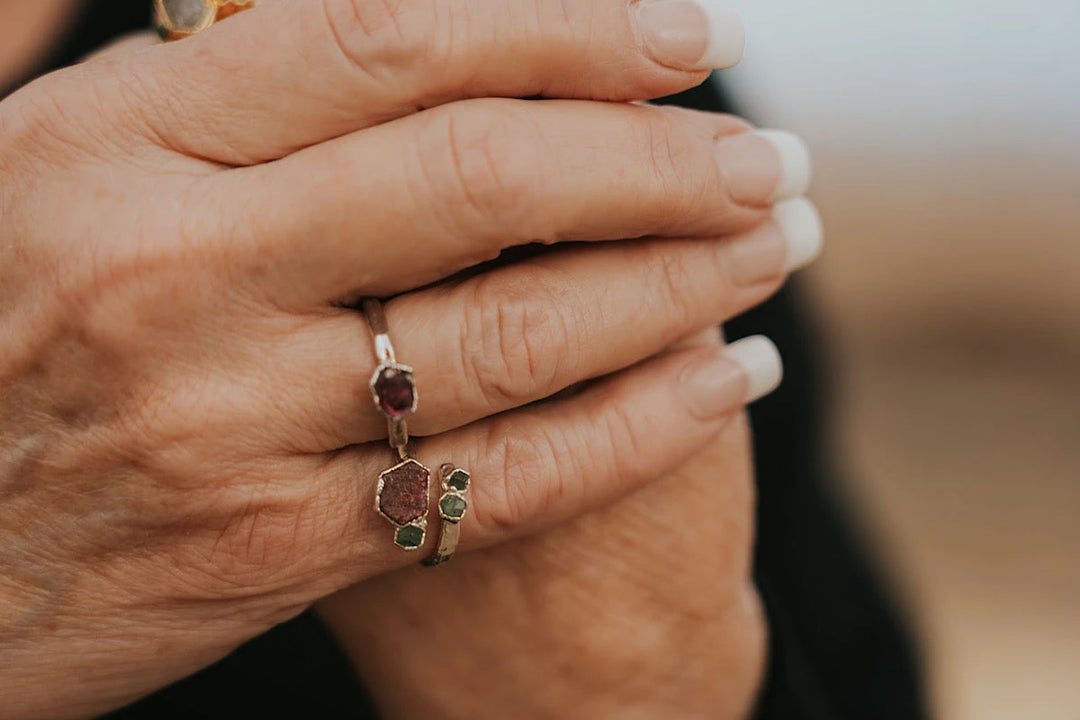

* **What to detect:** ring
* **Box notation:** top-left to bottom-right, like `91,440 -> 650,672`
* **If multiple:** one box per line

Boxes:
363,299 -> 429,551
154,0 -> 256,41
362,299 -> 417,461
422,464 -> 471,567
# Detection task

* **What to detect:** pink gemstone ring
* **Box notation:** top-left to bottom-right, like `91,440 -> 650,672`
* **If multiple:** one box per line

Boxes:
360,298 -> 471,558
362,299 -> 418,455
361,298 -> 429,550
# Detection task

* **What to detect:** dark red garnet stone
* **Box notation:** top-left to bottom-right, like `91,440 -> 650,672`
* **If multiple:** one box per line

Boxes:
373,366 -> 416,420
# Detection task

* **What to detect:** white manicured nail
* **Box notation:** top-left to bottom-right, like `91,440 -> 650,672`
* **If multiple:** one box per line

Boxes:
714,129 -> 812,205
773,197 -> 824,273
755,130 -> 813,201
724,335 -> 784,403
681,335 -> 784,418
633,0 -> 747,71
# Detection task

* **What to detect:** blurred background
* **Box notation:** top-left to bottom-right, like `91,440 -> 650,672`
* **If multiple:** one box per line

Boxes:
1,0 -> 1076,717
724,1 -> 1079,718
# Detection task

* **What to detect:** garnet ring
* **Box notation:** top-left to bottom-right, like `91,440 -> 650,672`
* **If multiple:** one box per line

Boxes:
362,299 -> 429,550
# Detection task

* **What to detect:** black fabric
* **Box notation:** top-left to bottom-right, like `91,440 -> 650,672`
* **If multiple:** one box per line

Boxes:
12,7 -> 928,718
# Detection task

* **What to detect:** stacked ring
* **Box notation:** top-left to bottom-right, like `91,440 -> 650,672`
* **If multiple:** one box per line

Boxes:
361,300 -> 471,562
422,464 -> 471,567
154,0 -> 256,41
363,300 -> 430,551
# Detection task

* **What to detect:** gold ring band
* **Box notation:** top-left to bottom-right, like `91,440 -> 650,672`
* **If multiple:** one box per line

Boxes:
422,464 -> 471,567
155,0 -> 257,41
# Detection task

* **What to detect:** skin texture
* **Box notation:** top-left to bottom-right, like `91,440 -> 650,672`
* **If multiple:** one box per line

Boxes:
320,330 -> 768,720
0,2 -> 798,718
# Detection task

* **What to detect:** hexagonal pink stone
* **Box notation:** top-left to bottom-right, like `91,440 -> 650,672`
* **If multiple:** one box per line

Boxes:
378,459 -> 429,526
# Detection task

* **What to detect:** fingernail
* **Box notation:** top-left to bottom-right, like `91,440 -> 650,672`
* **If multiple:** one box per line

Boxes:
722,196 -> 823,286
633,0 -> 746,71
682,336 -> 784,419
725,336 -> 784,403
773,197 -> 824,272
714,130 -> 813,205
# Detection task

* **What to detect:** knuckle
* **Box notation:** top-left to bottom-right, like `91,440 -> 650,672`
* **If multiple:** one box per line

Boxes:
640,240 -> 707,330
181,485 -> 325,597
631,108 -> 698,215
461,269 -> 571,409
1,79 -> 86,165
474,422 -> 565,536
323,0 -> 439,79
602,399 -> 646,472
3,68 -> 157,165
419,101 -> 546,236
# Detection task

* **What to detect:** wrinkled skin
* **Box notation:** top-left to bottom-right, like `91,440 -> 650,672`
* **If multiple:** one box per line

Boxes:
0,1 -> 798,717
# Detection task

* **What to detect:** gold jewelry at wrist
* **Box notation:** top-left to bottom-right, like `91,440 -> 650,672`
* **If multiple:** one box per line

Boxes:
154,0 -> 256,41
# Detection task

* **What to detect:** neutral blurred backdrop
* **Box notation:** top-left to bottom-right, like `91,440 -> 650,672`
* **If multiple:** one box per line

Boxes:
724,1 -> 1080,718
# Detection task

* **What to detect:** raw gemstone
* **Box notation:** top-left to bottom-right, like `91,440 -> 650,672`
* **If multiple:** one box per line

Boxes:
378,460 -> 430,526
446,469 -> 470,492
161,0 -> 214,30
395,524 -> 425,550
372,365 -> 416,420
439,494 -> 468,521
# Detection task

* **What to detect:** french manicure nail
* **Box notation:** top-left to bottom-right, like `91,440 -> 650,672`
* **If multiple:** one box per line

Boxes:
714,130 -> 813,206
722,196 -> 823,286
725,335 -> 784,403
682,335 -> 784,419
773,197 -> 824,272
756,130 -> 812,202
633,0 -> 746,71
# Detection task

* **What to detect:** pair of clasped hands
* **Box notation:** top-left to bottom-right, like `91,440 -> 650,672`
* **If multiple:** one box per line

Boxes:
0,0 -> 823,717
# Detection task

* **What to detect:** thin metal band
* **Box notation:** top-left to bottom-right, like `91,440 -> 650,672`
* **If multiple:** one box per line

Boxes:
390,419 -> 409,457
362,299 -> 410,454
423,521 -> 461,567
362,299 -> 394,359
422,464 -> 470,567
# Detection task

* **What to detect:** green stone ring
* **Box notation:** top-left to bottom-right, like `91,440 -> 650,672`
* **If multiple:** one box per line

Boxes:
422,465 -> 471,567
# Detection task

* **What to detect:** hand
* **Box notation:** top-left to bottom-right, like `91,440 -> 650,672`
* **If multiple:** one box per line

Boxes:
0,0 -> 816,716
320,329 -> 774,720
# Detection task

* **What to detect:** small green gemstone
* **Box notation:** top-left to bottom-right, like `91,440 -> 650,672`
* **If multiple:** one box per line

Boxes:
155,25 -> 170,40
446,469 -> 471,492
394,524 -> 424,549
439,494 -> 468,521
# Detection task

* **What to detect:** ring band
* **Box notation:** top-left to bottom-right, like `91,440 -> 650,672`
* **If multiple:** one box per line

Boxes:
155,0 -> 256,41
362,299 -> 417,460
363,299 -> 429,551
422,464 -> 471,567
360,299 -> 472,561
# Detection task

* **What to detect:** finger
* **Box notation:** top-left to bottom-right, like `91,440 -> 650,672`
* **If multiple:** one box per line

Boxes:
257,197 -> 821,453
81,31 -> 158,63
313,335 -> 784,579
669,325 -> 725,352
227,101 -> 812,305
134,0 -> 747,163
